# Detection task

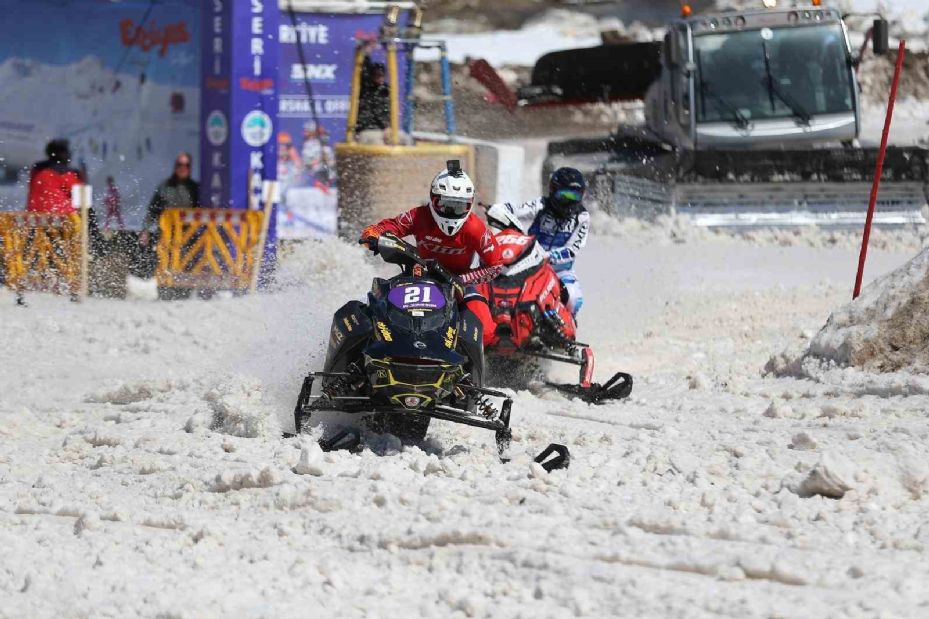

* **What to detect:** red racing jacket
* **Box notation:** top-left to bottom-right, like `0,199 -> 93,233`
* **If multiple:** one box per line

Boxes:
26,161 -> 82,215
365,206 -> 503,275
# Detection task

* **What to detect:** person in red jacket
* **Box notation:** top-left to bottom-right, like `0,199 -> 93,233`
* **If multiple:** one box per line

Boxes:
26,140 -> 82,215
359,161 -> 503,345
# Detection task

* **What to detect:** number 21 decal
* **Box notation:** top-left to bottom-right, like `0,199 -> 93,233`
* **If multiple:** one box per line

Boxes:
403,286 -> 432,305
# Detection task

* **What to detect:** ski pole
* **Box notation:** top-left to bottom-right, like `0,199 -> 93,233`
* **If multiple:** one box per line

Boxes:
854,39 -> 906,300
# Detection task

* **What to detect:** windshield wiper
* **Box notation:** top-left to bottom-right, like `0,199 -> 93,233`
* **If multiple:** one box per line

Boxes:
699,80 -> 752,130
761,40 -> 812,125
695,50 -> 751,131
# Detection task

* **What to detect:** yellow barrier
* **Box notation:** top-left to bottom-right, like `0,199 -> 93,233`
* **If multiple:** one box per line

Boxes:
155,208 -> 263,291
0,212 -> 84,297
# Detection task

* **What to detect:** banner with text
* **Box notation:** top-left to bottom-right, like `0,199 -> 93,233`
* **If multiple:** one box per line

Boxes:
276,11 -> 395,239
0,0 -> 200,228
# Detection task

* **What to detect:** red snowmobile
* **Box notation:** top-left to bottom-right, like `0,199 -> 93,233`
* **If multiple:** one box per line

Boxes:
478,219 -> 632,404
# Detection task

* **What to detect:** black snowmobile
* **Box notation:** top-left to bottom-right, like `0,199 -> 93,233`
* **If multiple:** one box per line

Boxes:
293,233 -> 520,458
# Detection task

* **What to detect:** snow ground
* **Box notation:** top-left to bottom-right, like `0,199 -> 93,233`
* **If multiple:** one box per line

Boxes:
2,230 -> 929,618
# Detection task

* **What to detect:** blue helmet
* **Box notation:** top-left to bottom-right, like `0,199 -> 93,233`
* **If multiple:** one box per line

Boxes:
547,167 -> 586,218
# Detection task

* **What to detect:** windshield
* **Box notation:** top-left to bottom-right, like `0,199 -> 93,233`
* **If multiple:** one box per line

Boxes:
693,24 -> 853,123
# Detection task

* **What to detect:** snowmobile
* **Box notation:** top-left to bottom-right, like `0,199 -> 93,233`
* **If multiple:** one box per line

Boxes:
293,233 -> 518,457
478,219 -> 633,404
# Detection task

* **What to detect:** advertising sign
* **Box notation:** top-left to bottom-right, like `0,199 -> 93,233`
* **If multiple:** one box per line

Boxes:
276,11 -> 398,238
201,0 -> 278,213
200,0 -> 278,278
0,0 -> 200,227
201,0 -> 231,211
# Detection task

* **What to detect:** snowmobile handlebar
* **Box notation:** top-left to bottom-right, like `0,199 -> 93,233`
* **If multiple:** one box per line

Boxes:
372,233 -> 466,292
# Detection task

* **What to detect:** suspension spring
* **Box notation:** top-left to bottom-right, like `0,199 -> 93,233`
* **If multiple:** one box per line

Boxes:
475,394 -> 498,419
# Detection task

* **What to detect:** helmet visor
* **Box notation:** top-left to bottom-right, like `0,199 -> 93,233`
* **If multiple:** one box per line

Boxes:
553,188 -> 583,204
433,196 -> 472,219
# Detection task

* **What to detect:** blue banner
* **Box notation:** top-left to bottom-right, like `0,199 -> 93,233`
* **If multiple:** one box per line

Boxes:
276,12 -> 399,239
0,0 -> 200,227
200,0 -> 231,210
200,0 -> 279,212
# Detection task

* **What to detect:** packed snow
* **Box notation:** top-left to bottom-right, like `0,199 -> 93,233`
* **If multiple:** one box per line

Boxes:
3,229 -> 929,618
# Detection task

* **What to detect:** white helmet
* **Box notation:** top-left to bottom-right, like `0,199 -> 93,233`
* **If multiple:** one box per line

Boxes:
429,160 -> 475,236
485,203 -> 521,231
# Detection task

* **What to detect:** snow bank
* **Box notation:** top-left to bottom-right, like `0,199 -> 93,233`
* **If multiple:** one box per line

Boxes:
807,246 -> 929,373
859,52 -> 929,105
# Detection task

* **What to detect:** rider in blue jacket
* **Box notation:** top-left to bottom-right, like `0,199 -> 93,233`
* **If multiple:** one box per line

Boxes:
490,167 -> 590,315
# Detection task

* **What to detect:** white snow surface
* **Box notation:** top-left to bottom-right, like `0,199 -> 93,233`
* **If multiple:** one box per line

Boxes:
3,231 -> 929,617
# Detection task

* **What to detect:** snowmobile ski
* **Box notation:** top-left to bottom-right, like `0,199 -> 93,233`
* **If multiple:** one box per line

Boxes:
479,225 -> 635,400
534,443 -> 571,473
318,428 -> 365,453
547,371 -> 634,405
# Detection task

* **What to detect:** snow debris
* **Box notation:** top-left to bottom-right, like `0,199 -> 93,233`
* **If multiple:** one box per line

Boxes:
210,467 -> 284,493
797,453 -> 857,499
183,413 -> 211,434
790,432 -> 818,451
83,431 -> 123,448
85,379 -> 178,405
205,377 -> 281,439
292,441 -> 325,477
762,400 -> 793,419
898,456 -> 929,500
73,511 -> 101,537
687,372 -> 711,390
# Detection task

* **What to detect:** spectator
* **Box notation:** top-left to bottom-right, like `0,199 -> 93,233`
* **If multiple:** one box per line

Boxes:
355,53 -> 391,144
103,176 -> 124,230
300,121 -> 335,186
140,152 -> 199,246
26,139 -> 82,215
277,131 -> 303,193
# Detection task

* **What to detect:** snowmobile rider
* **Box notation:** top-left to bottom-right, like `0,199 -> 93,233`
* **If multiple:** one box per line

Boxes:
488,167 -> 589,315
358,161 -> 503,346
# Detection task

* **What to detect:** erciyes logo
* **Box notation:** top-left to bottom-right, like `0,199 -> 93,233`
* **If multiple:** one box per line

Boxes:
120,19 -> 190,57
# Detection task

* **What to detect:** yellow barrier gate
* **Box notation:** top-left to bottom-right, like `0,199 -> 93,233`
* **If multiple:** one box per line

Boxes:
156,208 -> 263,292
0,212 -> 84,297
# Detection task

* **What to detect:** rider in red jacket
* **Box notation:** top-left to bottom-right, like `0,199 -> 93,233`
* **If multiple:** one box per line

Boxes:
360,161 -> 503,345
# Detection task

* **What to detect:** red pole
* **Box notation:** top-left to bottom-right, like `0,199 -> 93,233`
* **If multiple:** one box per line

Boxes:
853,39 -> 906,299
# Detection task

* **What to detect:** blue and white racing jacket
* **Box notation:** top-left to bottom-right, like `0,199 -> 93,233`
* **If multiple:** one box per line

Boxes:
494,197 -> 590,273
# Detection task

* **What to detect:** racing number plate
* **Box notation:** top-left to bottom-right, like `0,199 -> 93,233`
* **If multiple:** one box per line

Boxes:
388,283 -> 446,311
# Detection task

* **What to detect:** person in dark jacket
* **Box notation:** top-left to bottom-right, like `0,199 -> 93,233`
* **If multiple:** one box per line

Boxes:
355,54 -> 391,143
139,152 -> 199,246
26,139 -> 82,215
